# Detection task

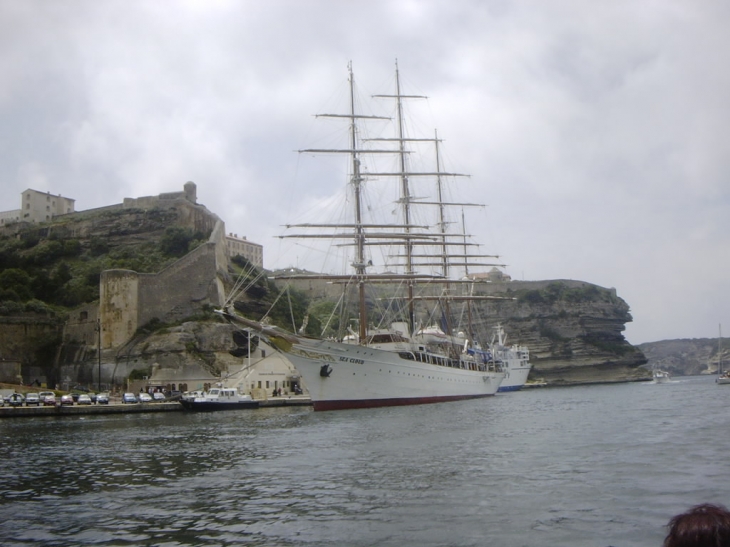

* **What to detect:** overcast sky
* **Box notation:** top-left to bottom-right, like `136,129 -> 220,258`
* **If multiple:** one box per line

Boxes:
1,0 -> 729,345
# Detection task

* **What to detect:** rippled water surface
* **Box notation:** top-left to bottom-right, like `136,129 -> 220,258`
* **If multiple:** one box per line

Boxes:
1,376 -> 727,546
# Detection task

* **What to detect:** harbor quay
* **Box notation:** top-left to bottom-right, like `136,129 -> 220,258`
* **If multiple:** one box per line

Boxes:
0,395 -> 312,418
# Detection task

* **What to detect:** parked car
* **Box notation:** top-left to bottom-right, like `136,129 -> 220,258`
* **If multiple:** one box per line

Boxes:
24,392 -> 40,406
96,393 -> 110,405
152,392 -> 166,401
138,393 -> 153,403
88,393 -> 98,404
77,394 -> 92,405
39,391 -> 55,402
7,393 -> 24,407
43,394 -> 57,406
60,394 -> 74,405
122,393 -> 137,404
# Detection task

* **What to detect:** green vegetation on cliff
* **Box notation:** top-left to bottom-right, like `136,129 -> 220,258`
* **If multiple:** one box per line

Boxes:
514,282 -> 619,305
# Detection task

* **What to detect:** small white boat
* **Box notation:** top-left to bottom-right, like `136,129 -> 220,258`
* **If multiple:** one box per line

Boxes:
179,387 -> 259,411
716,372 -> 730,385
652,369 -> 671,384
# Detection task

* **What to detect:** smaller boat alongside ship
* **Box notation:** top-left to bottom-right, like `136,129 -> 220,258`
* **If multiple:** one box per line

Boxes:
490,325 -> 532,392
179,386 -> 259,411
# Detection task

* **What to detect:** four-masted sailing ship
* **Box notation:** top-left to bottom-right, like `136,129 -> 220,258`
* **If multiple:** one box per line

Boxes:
221,62 -> 531,410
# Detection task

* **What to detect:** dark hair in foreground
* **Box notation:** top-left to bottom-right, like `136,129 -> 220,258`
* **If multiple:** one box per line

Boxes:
664,504 -> 730,547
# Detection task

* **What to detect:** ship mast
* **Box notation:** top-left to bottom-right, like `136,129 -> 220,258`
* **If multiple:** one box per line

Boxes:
371,61 -> 428,334
347,66 -> 369,342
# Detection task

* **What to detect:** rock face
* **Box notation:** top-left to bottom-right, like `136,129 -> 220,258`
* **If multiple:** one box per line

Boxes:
465,280 -> 649,385
93,321 -> 242,388
637,338 -> 726,376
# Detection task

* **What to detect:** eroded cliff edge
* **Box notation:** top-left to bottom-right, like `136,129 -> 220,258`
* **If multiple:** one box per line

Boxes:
469,280 -> 649,385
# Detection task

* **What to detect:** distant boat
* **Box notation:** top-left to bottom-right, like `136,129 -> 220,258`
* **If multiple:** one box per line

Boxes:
716,325 -> 729,385
652,368 -> 671,384
179,386 -> 259,411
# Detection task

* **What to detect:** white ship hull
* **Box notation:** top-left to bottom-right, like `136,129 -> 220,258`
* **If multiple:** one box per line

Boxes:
285,337 -> 505,411
498,363 -> 532,392
491,329 -> 532,392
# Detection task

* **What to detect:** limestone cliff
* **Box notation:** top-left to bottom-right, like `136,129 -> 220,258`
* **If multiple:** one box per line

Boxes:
468,281 -> 649,385
101,321 -> 243,388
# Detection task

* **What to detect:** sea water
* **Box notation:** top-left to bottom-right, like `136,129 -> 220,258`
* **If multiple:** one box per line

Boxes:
0,375 -> 726,547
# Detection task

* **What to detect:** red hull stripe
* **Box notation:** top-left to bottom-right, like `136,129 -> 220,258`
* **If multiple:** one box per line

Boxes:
312,393 -> 495,411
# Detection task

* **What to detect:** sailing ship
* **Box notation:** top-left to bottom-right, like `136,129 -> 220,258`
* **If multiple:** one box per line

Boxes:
220,62 -> 528,410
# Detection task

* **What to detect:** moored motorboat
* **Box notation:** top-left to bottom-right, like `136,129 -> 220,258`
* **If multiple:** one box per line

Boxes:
179,387 -> 259,411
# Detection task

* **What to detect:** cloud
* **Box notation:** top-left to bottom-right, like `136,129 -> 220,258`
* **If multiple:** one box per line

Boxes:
1,0 -> 729,344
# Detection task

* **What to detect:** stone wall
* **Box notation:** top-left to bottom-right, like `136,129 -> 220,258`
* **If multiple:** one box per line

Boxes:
137,241 -> 221,326
100,270 -> 140,349
98,216 -> 228,350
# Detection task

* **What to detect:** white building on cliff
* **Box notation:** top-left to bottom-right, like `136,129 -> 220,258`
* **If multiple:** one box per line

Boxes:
0,189 -> 76,225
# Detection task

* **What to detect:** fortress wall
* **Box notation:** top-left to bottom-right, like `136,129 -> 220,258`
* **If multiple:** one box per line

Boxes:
63,303 -> 99,346
123,196 -> 160,209
137,241 -> 220,326
209,219 -> 229,271
210,219 -> 230,302
177,201 -> 220,234
100,270 -> 139,349
57,204 -> 123,221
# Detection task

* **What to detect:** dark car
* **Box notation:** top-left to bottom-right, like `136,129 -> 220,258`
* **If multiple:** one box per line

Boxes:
122,393 -> 137,404
96,393 -> 110,405
7,393 -> 24,407
42,394 -> 57,406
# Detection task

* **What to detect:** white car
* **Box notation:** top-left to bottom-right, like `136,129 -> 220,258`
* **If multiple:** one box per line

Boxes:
138,393 -> 153,403
152,392 -> 166,401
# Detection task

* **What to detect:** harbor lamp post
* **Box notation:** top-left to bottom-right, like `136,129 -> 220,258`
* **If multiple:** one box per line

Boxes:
96,318 -> 101,392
